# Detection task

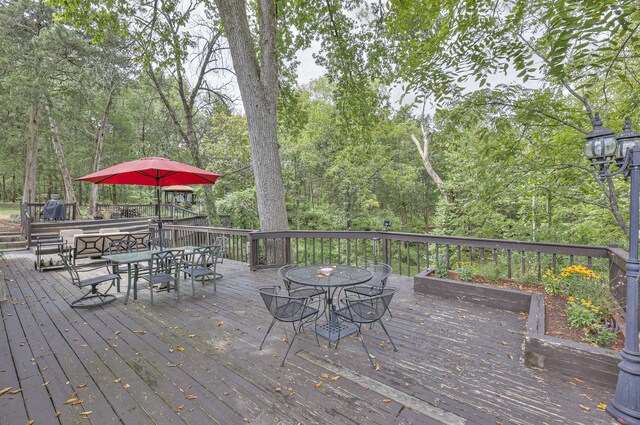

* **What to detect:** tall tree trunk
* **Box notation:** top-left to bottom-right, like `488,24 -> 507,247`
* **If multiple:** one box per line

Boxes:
23,104 -> 38,203
215,0 -> 288,236
45,97 -> 77,205
412,125 -> 453,203
89,85 -> 115,215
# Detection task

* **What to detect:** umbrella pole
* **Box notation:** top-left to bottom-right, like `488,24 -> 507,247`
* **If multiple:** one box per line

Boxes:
156,187 -> 163,249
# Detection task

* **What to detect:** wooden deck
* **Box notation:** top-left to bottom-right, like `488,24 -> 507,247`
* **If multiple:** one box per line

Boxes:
0,250 -> 616,424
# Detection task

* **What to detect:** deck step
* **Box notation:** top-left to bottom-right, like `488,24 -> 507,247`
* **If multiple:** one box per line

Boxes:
0,240 -> 26,250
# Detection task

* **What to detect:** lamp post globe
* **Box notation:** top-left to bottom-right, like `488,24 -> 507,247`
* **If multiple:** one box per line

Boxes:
584,114 -> 640,424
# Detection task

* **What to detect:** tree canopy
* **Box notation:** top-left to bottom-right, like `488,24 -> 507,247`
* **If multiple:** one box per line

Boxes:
1,0 -> 638,249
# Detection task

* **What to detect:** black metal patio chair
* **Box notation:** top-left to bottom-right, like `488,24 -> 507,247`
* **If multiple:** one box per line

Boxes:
132,249 -> 183,305
61,251 -> 119,308
258,286 -> 319,367
335,287 -> 399,368
277,264 -> 326,299
182,245 -> 219,296
344,263 -> 394,317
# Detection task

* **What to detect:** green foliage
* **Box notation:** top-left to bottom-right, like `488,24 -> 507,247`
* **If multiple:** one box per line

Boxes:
455,264 -> 475,282
584,324 -> 619,347
215,188 -> 259,230
566,301 -> 600,329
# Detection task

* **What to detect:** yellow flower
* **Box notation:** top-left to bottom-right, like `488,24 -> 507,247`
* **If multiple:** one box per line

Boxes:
568,296 -> 575,302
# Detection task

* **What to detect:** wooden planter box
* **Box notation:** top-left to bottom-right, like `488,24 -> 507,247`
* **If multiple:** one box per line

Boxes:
414,270 -> 621,387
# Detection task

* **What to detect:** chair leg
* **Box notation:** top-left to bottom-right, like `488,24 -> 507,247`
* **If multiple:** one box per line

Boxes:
259,318 -> 277,350
281,323 -> 302,367
355,328 -> 378,368
149,279 -> 155,306
191,275 -> 196,297
378,320 -> 398,352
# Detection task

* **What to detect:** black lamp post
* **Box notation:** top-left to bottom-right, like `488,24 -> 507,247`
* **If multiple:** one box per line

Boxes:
583,113 -> 640,424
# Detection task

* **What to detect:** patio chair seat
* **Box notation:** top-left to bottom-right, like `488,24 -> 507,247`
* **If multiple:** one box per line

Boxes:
182,245 -> 219,296
61,253 -> 119,309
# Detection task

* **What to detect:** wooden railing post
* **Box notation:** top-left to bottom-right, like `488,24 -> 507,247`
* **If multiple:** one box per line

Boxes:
608,244 -> 628,309
249,233 -> 258,271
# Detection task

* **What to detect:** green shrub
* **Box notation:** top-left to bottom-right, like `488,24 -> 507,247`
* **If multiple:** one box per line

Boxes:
455,264 -> 475,282
584,324 -> 619,346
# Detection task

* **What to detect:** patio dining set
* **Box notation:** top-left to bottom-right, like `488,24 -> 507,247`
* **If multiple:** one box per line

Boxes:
259,262 -> 398,368
60,235 -> 229,308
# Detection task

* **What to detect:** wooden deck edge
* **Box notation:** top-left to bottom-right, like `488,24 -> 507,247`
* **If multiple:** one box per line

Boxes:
413,271 -> 621,387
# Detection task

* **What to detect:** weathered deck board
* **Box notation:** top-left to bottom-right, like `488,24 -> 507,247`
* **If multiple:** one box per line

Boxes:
0,251 -> 617,425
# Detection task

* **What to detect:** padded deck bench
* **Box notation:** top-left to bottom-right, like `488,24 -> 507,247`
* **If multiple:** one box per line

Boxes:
67,232 -> 150,264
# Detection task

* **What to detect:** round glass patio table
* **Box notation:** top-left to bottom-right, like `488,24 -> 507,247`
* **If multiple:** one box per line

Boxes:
286,265 -> 373,343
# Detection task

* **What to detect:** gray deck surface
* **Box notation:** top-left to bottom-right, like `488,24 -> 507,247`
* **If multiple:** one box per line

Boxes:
0,250 -> 616,424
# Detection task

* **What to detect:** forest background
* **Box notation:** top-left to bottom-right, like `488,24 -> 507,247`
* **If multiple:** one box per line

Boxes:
0,0 -> 638,249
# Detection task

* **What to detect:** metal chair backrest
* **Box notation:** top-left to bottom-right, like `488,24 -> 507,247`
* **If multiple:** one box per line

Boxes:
148,249 -> 183,276
190,245 -> 218,269
343,287 -> 398,324
258,286 -> 310,322
214,236 -> 229,263
60,251 -> 81,287
277,264 -> 298,292
108,240 -> 137,255
364,263 -> 392,288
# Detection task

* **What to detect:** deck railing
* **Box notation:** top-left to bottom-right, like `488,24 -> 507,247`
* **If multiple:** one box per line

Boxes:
21,202 -> 78,224
149,223 -> 252,263
96,203 -> 202,220
153,224 -> 624,299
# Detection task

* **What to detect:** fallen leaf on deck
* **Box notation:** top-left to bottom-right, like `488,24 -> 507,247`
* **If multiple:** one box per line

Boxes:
224,392 -> 230,396
217,322 -> 224,327
167,363 -> 177,367
113,378 -> 122,383
382,398 -> 391,403
597,403 -> 607,410
123,384 -> 131,389
188,334 -> 196,338
174,405 -> 184,413
64,396 -> 79,405
56,411 -> 61,417
8,389 -> 23,394
26,420 -> 34,425
501,341 -> 508,346
274,387 -> 281,393
0,387 -> 12,396
579,393 -> 593,401
133,330 -> 146,335
79,411 -> 93,416
321,374 -> 329,379
508,354 -> 514,360
579,404 -> 590,411
114,331 -> 121,336
314,382 -> 323,389
185,394 -> 197,400
330,376 -> 340,382
176,346 -> 185,352
375,363 -> 381,371
42,381 -> 50,387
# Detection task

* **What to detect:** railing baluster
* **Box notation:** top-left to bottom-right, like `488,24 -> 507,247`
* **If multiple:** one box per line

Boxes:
457,245 -> 461,267
537,252 -> 541,279
507,250 -> 512,279
521,251 -> 525,276
445,244 -> 450,270
417,243 -> 421,273
552,253 -> 557,274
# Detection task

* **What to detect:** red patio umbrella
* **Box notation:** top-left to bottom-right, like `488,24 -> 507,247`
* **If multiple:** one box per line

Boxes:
77,157 -> 221,247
